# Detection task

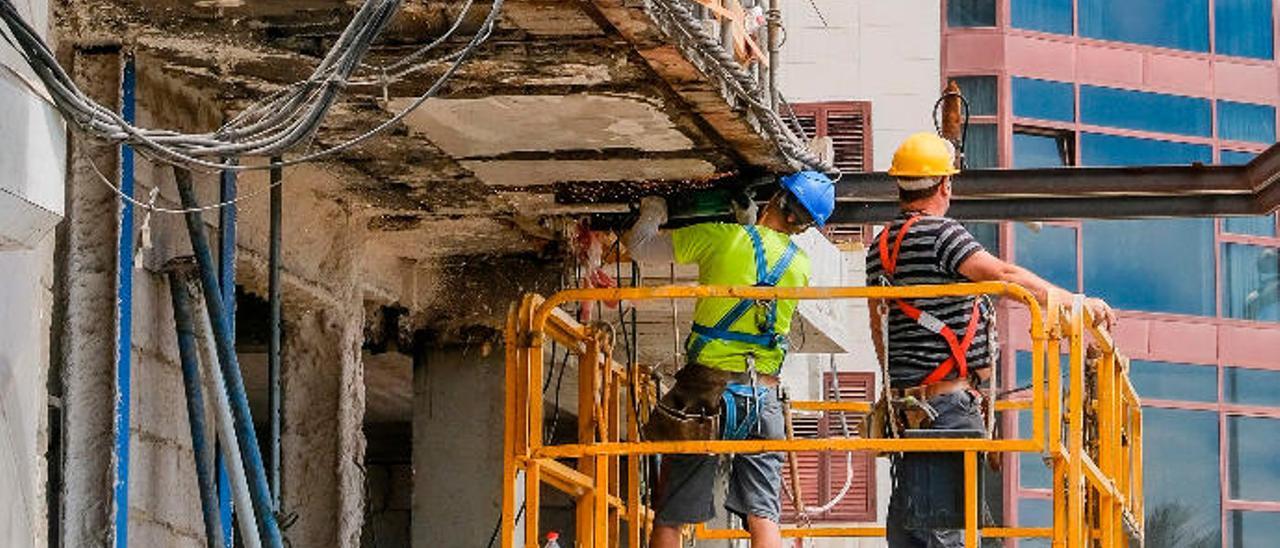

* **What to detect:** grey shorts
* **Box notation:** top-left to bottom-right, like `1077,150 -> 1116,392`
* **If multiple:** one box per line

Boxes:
652,387 -> 786,526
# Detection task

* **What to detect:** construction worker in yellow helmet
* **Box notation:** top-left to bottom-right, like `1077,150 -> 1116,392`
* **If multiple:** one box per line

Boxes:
870,132 -> 1116,547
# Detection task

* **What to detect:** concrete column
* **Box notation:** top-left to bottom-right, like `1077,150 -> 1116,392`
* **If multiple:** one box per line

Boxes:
280,222 -> 366,548
59,47 -> 122,548
412,342 -> 507,547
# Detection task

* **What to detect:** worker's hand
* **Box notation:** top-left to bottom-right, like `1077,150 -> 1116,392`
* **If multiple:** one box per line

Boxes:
1083,297 -> 1117,331
637,196 -> 668,227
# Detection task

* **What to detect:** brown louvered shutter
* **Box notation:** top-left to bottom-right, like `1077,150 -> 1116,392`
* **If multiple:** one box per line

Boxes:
785,101 -> 873,173
819,371 -> 877,522
780,414 -> 824,521
786,101 -> 873,245
780,371 -> 877,524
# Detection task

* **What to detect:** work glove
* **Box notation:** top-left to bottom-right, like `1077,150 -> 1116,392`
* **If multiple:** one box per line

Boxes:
637,196 -> 668,227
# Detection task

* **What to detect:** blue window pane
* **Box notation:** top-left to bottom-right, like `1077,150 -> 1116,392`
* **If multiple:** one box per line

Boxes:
1011,0 -> 1072,35
1015,350 -> 1068,391
1217,0 -> 1274,60
1230,511 -> 1280,548
1014,133 -> 1070,168
1144,408 -> 1221,536
1081,86 -> 1212,137
1080,133 -> 1213,167
948,0 -> 996,27
1228,416 -> 1280,501
1083,219 -> 1216,315
1080,0 -> 1209,52
1222,243 -> 1280,322
1016,498 -> 1053,547
1018,412 -> 1051,489
1218,101 -> 1276,144
1013,77 -> 1075,122
1015,223 -> 1077,290
953,76 -> 997,117
962,222 -> 1000,253
1221,150 -> 1259,165
965,123 -> 999,168
1128,360 -> 1217,402
1223,215 -> 1276,236
1226,367 -> 1280,407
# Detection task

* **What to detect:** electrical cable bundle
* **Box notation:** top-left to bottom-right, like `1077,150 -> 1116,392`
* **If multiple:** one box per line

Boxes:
0,0 -> 503,171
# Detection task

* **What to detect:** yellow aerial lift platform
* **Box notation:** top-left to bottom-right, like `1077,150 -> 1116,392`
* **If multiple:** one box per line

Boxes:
501,283 -> 1144,547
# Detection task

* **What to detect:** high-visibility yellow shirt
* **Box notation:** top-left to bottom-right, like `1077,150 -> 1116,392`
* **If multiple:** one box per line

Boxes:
671,223 -> 810,375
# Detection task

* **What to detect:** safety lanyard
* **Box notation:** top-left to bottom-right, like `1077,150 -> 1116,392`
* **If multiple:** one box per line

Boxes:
877,215 -> 982,385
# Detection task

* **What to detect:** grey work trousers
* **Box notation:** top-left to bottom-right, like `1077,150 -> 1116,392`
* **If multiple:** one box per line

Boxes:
886,390 -> 989,548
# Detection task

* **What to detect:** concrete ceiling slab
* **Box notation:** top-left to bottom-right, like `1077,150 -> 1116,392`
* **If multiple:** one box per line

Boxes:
502,1 -> 605,36
461,158 -> 717,186
393,94 -> 695,157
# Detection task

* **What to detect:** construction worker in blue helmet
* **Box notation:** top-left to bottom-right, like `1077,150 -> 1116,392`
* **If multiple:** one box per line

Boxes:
622,170 -> 835,548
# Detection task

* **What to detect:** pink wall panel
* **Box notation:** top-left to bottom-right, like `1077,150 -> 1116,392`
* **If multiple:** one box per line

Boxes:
1147,319 -> 1218,364
1144,53 -> 1213,97
1111,315 -> 1151,360
1005,35 -> 1075,81
1219,324 -> 1280,367
945,32 -> 1006,74
1215,61 -> 1280,104
1076,44 -> 1144,88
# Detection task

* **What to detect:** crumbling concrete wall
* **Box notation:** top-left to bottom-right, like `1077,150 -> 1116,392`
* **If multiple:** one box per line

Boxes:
59,47 -> 123,548
412,342 -> 506,548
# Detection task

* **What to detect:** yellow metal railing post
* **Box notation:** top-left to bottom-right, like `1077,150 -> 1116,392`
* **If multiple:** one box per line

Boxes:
1066,298 -> 1086,548
964,451 -> 979,547
501,303 -> 520,548
578,333 -> 600,548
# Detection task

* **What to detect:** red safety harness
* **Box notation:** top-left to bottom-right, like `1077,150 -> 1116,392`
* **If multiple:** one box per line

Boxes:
877,215 -> 983,386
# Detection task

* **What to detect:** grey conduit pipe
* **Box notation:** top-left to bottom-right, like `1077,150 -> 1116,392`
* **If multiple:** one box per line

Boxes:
267,157 -> 283,509
190,285 -> 264,548
173,166 -> 284,548
166,265 -> 224,548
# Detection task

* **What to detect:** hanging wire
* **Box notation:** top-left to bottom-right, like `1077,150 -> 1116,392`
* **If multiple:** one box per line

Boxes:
0,0 -> 504,173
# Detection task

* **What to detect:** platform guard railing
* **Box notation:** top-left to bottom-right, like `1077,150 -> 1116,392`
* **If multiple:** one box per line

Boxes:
502,283 -> 1144,547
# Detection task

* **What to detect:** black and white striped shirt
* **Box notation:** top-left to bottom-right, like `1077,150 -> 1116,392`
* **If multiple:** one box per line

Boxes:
867,214 -> 995,388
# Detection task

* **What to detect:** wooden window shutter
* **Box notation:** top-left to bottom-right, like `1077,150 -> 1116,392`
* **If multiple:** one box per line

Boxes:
780,371 -> 877,524
786,101 -> 873,245
819,371 -> 877,522
785,101 -> 873,173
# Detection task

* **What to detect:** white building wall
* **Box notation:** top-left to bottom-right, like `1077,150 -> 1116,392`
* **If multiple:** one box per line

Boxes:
0,0 -> 63,546
777,0 -> 942,170
774,3 -> 940,544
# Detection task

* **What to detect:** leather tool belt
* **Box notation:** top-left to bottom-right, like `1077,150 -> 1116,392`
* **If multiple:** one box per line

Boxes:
643,363 -> 777,442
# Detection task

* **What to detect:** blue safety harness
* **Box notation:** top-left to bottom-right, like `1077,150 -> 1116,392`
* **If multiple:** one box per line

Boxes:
684,225 -> 799,440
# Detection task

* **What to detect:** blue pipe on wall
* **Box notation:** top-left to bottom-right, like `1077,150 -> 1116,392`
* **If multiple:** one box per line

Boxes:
167,268 -> 224,548
217,158 -> 238,548
173,166 -> 284,548
113,56 -> 136,548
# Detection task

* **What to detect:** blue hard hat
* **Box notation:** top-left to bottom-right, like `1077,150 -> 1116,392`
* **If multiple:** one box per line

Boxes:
780,170 -> 836,227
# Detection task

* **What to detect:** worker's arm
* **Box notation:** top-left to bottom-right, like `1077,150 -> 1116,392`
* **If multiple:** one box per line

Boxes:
957,250 -> 1117,329
621,196 -> 675,263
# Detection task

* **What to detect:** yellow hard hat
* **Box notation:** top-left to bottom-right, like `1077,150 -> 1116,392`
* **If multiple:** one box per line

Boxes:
888,132 -> 960,178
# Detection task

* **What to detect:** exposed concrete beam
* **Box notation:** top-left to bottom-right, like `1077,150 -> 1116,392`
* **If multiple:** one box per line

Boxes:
585,0 -> 793,172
